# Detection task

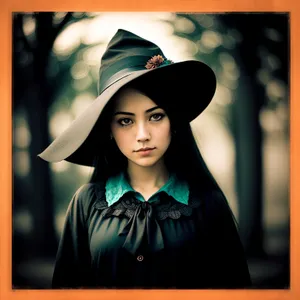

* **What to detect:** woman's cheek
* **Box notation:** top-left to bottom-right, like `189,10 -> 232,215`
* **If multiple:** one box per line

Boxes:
162,123 -> 172,144
115,132 -> 131,155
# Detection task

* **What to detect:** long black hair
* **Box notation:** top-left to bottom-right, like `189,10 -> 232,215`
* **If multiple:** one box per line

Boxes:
87,77 -> 239,226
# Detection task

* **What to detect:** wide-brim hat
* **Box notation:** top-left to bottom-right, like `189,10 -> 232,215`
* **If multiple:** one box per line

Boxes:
38,29 -> 217,166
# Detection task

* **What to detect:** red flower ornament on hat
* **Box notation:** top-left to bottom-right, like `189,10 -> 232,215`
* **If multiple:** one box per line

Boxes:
145,54 -> 174,69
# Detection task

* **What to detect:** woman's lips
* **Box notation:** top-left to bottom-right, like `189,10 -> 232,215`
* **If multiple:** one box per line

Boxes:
135,147 -> 155,156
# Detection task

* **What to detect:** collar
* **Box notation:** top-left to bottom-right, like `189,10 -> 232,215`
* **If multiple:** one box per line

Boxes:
105,172 -> 189,207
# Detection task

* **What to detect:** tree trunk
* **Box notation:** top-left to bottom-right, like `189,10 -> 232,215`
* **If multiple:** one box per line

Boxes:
226,14 -> 265,257
26,80 -> 57,257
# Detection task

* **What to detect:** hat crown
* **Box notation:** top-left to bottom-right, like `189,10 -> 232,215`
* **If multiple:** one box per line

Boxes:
98,29 -> 165,95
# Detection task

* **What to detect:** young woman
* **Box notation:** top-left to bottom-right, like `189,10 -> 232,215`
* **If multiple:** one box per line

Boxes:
39,29 -> 251,289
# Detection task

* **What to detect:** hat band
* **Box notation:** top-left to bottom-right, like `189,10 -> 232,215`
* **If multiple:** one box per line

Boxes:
98,65 -> 146,95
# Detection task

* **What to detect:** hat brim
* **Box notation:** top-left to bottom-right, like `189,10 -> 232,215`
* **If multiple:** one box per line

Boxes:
38,60 -> 216,166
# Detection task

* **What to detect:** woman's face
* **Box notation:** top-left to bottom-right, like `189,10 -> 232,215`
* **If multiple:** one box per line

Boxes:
110,87 -> 172,169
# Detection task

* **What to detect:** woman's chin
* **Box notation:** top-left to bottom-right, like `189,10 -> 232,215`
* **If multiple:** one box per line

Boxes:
129,157 -> 163,168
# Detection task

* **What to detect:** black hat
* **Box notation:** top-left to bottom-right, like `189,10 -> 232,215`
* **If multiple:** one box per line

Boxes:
38,29 -> 216,166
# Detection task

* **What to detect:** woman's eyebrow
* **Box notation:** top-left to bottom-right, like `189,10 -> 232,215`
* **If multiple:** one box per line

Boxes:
114,111 -> 134,116
114,106 -> 161,116
146,106 -> 160,113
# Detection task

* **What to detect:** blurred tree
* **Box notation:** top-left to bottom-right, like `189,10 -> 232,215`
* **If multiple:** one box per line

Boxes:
12,12 -> 95,258
219,13 -> 288,257
171,13 -> 289,257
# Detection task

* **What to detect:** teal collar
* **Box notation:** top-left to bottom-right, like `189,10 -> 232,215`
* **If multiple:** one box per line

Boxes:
105,172 -> 189,207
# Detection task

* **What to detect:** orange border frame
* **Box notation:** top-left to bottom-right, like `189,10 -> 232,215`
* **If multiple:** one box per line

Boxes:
1,1 -> 298,300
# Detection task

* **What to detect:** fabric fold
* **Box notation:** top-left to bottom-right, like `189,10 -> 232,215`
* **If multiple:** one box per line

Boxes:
119,202 -> 164,255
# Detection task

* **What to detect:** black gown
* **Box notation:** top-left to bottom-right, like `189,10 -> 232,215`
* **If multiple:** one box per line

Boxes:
52,182 -> 251,289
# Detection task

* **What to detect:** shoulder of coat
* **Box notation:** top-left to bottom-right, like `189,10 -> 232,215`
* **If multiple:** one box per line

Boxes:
74,182 -> 107,211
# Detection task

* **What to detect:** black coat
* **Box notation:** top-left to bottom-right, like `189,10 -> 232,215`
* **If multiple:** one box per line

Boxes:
52,182 -> 251,289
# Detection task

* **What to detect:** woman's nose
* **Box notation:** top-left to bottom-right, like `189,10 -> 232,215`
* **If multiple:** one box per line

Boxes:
136,123 -> 150,142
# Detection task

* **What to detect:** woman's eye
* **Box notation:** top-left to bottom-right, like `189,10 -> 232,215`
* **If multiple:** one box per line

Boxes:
118,118 -> 133,126
150,113 -> 165,121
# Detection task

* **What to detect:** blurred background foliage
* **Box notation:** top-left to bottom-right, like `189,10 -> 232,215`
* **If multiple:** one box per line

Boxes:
12,12 -> 289,288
